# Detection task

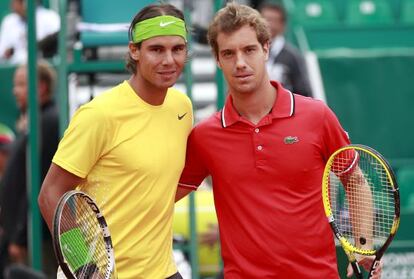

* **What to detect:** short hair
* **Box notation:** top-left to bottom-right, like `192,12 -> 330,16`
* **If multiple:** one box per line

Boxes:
37,60 -> 56,97
258,2 -> 287,23
126,4 -> 186,74
19,61 -> 57,97
207,2 -> 271,58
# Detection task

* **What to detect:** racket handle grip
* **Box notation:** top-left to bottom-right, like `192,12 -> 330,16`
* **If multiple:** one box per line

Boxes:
56,266 -> 67,279
351,261 -> 363,279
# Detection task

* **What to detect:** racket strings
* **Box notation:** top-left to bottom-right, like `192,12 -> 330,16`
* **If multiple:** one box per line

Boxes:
59,195 -> 110,278
329,149 -> 396,250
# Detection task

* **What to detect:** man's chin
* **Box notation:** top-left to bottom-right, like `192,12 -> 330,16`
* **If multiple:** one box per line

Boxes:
156,81 -> 177,90
235,83 -> 256,94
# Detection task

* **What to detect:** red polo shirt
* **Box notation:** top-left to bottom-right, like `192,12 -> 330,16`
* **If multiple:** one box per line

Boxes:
179,81 -> 349,278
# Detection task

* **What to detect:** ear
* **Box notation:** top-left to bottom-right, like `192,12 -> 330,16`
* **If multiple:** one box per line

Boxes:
128,42 -> 140,61
263,41 -> 270,61
216,56 -> 222,69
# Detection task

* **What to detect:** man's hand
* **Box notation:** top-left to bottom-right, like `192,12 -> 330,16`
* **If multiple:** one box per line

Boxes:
346,256 -> 382,279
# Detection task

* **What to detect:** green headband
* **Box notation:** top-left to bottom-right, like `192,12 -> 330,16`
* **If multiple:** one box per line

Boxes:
132,15 -> 187,43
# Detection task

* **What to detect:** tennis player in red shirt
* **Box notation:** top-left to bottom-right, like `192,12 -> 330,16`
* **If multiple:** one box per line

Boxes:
176,3 -> 382,278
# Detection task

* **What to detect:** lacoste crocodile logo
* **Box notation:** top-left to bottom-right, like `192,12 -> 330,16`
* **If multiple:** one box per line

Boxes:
284,136 -> 299,144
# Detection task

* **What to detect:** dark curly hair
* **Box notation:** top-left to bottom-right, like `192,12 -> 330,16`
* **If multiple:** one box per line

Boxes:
126,4 -> 186,74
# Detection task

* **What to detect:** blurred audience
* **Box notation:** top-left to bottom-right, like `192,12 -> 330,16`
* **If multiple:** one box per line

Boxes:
259,2 -> 313,97
0,125 -> 14,180
0,61 -> 59,278
0,124 -> 14,277
0,0 -> 60,64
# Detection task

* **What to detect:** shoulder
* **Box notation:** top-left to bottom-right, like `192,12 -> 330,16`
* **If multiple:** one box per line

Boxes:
192,111 -> 222,137
1,13 -> 21,27
87,82 -> 125,107
72,85 -> 123,123
281,43 -> 304,61
37,7 -> 59,19
282,42 -> 301,55
41,101 -> 59,123
167,87 -> 193,109
293,94 -> 330,118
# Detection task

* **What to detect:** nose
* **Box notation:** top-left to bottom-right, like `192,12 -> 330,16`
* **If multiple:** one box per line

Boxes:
162,50 -> 174,66
235,52 -> 247,70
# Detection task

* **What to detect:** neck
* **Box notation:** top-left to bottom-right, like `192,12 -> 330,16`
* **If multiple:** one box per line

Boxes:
231,79 -> 276,125
128,74 -> 168,106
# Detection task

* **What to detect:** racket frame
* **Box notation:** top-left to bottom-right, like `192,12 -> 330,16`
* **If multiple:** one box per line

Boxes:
322,144 -> 400,278
52,190 -> 115,279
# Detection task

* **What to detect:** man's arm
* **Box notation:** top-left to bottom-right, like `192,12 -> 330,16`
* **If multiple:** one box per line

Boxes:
38,163 -> 84,233
175,187 -> 193,202
343,167 -> 374,251
341,166 -> 382,279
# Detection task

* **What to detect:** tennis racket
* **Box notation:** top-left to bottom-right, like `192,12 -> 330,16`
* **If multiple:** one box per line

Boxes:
53,190 -> 116,279
322,144 -> 400,278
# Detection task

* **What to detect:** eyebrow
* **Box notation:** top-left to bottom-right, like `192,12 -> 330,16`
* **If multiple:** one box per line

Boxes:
220,44 -> 259,53
243,44 -> 259,49
146,43 -> 187,48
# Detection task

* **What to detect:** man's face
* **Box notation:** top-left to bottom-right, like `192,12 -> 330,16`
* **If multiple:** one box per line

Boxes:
13,66 -> 28,111
11,0 -> 25,18
131,35 -> 187,90
261,8 -> 285,39
216,25 -> 269,95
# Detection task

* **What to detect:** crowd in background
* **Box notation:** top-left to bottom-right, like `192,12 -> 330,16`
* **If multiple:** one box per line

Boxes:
0,0 -> 313,278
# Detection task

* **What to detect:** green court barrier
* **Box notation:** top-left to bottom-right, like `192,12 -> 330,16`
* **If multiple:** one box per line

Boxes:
0,64 -> 19,132
318,49 -> 414,167
297,26 -> 414,51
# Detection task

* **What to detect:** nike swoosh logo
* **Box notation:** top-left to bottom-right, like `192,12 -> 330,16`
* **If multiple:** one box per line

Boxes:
160,21 -> 175,27
178,113 -> 187,120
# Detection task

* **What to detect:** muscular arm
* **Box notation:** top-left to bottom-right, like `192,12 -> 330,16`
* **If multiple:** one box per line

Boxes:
175,187 -> 193,202
341,167 -> 381,278
343,167 -> 374,250
38,163 -> 84,233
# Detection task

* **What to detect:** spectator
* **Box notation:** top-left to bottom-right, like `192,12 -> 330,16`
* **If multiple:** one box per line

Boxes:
259,2 -> 312,97
0,0 -> 60,64
0,124 -> 14,180
0,61 -> 59,278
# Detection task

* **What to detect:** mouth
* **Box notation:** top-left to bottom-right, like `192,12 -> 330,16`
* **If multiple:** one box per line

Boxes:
234,73 -> 253,81
158,70 -> 176,75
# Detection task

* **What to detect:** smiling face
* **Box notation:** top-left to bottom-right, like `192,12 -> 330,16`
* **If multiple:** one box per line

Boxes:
216,25 -> 269,96
129,35 -> 187,90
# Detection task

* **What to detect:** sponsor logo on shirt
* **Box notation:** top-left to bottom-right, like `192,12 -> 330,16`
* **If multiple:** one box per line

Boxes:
178,113 -> 187,120
284,136 -> 299,144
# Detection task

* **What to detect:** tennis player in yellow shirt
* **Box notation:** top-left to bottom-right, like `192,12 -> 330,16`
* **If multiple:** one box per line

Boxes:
38,3 -> 192,278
